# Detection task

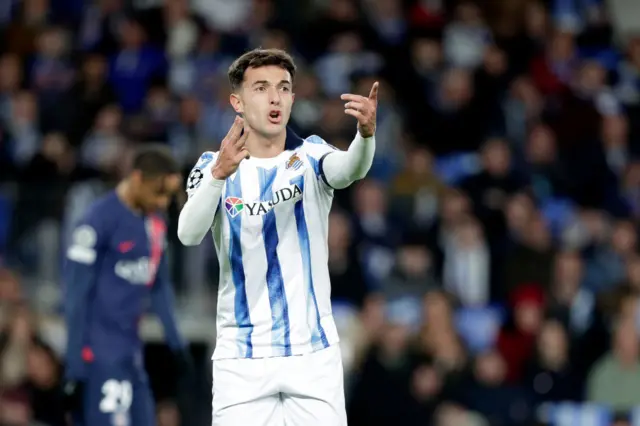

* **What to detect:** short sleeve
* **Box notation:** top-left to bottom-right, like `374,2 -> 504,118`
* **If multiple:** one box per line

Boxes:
186,151 -> 218,198
66,210 -> 106,266
302,135 -> 340,188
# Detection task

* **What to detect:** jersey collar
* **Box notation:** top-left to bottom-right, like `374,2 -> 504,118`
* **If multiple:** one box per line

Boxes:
285,127 -> 304,150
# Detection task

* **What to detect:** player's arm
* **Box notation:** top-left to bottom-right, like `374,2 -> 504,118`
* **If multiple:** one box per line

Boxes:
149,253 -> 186,352
63,218 -> 103,381
321,82 -> 379,189
177,116 -> 249,246
177,152 -> 223,246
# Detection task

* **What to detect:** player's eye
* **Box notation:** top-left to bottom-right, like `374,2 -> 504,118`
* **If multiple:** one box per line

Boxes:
256,86 -> 267,92
281,86 -> 291,92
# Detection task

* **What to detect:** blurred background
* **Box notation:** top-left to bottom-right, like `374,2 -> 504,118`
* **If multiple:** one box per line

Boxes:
2,0 -> 640,425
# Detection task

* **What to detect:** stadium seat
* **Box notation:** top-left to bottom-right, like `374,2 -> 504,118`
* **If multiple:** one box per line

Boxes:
433,152 -> 482,185
539,197 -> 576,239
543,402 -> 611,426
454,305 -> 504,354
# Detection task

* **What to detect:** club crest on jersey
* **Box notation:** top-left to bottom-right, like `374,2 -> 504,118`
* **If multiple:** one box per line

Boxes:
224,184 -> 303,217
286,153 -> 303,170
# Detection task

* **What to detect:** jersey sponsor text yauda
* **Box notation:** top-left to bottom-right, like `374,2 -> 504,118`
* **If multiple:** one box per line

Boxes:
224,183 -> 302,217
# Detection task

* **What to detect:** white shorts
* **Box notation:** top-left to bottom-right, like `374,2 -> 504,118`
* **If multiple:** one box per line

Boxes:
211,345 -> 347,426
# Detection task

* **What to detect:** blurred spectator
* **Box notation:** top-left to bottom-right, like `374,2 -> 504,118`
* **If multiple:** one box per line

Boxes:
383,235 -> 437,299
525,318 -> 582,404
81,104 -> 125,171
6,90 -> 41,167
0,304 -> 33,389
587,315 -> 640,411
442,2 -> 492,69
328,209 -> 367,307
69,53 -> 117,144
547,251 -> 594,337
109,17 -> 166,113
503,204 -> 555,297
314,31 -> 383,97
348,297 -> 422,425
497,284 -> 545,383
31,25 -> 75,133
352,179 -> 398,290
442,216 -> 490,306
391,147 -> 446,231
530,29 -> 576,96
585,219 -> 637,292
460,138 -> 528,239
164,0 -> 199,62
503,77 -> 544,152
363,0 -> 407,47
25,342 -> 65,426
77,0 -> 125,53
459,350 -> 533,426
524,124 -> 567,201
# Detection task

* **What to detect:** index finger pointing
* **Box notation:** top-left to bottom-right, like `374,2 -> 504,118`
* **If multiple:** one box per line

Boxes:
369,82 -> 379,101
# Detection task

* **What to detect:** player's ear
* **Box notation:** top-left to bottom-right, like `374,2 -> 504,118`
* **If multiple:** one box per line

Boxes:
229,93 -> 243,115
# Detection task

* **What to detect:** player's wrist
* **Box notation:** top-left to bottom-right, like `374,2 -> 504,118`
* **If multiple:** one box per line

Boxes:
211,166 -> 229,181
209,176 -> 226,187
356,130 -> 375,142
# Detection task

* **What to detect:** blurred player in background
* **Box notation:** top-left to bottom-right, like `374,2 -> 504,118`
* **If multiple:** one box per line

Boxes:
63,145 -> 191,426
178,48 -> 377,425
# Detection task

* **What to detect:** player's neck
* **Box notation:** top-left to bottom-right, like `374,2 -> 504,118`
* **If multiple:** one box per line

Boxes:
116,180 -> 142,214
246,130 -> 287,159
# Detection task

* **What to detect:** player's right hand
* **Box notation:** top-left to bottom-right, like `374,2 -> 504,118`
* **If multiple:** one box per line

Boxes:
212,116 -> 250,180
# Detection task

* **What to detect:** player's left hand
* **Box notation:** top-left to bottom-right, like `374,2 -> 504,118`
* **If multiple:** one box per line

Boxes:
62,379 -> 85,414
341,81 -> 379,138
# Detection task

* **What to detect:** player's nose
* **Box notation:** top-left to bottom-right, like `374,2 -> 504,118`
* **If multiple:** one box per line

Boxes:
268,89 -> 281,105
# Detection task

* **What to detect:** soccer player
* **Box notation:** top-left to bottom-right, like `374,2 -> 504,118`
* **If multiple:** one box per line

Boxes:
63,145 -> 190,426
177,48 -> 377,425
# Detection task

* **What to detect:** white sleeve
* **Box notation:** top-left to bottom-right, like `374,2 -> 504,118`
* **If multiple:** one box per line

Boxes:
321,132 -> 375,189
177,152 -> 223,246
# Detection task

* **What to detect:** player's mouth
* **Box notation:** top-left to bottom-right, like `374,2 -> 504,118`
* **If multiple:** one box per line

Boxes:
268,110 -> 282,124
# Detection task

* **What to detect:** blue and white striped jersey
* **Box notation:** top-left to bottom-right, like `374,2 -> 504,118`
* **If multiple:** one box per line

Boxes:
186,129 -> 340,359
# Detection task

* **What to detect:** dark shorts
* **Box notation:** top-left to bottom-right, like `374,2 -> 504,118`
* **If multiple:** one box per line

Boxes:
73,360 -> 155,426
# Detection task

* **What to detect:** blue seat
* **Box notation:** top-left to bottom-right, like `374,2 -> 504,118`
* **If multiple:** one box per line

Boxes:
543,402 -> 611,426
454,305 -> 504,354
434,152 -> 481,185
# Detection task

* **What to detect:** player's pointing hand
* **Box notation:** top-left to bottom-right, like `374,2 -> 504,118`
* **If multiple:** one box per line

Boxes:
212,116 -> 250,180
341,81 -> 379,138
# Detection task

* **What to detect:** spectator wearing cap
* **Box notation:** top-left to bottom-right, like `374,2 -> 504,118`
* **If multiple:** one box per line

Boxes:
497,283 -> 546,383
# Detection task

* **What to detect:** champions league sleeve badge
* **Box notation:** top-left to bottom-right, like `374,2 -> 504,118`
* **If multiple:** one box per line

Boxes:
187,168 -> 204,190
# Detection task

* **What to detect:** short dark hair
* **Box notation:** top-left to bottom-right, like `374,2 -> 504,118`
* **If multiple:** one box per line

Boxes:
131,144 -> 180,179
227,48 -> 296,91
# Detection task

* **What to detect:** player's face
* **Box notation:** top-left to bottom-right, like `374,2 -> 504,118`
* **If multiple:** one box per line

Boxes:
231,65 -> 294,138
136,173 -> 181,213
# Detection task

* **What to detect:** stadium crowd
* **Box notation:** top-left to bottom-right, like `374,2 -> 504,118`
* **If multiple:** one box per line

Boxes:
2,0 -> 640,425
